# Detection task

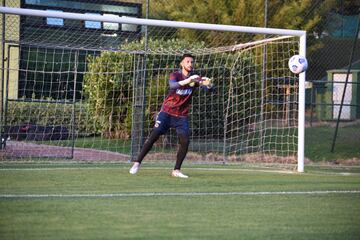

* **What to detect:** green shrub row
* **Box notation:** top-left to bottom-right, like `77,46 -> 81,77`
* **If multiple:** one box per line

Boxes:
5,100 -> 96,135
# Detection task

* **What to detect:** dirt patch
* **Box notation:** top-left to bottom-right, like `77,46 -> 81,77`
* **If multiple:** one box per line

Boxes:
0,141 -> 129,161
332,158 -> 360,166
306,119 -> 360,128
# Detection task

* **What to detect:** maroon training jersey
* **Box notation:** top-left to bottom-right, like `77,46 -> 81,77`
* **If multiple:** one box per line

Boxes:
161,71 -> 197,117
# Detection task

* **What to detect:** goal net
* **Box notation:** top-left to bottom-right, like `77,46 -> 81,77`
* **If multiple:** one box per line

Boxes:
0,7 -> 306,171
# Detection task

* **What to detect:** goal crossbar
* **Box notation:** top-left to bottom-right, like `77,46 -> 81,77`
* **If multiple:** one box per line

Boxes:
0,7 -> 306,37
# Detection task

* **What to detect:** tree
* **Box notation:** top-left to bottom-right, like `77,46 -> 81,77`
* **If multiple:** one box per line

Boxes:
149,0 -> 339,47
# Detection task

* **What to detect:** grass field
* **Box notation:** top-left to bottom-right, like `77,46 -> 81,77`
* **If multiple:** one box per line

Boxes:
1,163 -> 360,239
305,124 -> 360,162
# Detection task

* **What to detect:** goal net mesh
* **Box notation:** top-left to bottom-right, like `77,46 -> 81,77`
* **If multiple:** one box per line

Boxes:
0,9 -> 300,166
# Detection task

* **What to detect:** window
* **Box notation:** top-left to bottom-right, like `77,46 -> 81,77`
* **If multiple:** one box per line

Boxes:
46,9 -> 64,26
23,0 -> 142,33
122,23 -> 137,32
85,13 -> 101,29
103,14 -> 119,31
25,0 -> 140,15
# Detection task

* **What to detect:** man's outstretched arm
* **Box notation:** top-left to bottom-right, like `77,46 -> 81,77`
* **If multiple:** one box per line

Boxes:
169,75 -> 200,89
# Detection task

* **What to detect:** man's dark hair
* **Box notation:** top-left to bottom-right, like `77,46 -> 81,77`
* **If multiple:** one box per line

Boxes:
180,53 -> 194,62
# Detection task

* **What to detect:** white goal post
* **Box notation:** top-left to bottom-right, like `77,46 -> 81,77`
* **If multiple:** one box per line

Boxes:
0,7 -> 306,172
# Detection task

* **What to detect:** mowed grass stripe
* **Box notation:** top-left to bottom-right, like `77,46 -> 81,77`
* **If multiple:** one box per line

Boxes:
1,190 -> 360,199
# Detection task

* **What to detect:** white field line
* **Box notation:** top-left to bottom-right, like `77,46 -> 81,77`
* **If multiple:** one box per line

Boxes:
1,190 -> 360,199
1,166 -> 360,176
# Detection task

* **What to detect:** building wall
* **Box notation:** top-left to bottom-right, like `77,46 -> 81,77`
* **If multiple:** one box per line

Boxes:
316,70 -> 360,120
1,0 -> 20,104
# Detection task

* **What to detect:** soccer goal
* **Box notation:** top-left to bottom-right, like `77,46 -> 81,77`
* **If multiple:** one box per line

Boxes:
0,7 -> 306,172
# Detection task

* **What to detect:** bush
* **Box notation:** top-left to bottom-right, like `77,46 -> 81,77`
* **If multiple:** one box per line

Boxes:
6,100 -> 96,136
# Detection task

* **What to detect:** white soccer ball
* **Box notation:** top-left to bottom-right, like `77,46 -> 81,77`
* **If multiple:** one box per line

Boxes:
288,55 -> 308,74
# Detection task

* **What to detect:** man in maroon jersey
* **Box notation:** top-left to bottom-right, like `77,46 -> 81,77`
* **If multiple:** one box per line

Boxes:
129,53 -> 213,178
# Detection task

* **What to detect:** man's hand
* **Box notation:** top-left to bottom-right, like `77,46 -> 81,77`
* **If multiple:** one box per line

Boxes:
189,75 -> 201,87
178,74 -> 200,87
200,77 -> 213,88
188,75 -> 200,82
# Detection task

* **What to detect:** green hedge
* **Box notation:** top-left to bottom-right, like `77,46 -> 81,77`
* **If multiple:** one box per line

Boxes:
6,100 -> 96,135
